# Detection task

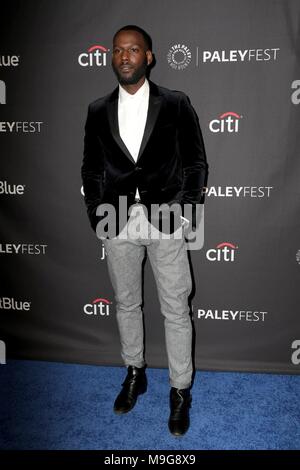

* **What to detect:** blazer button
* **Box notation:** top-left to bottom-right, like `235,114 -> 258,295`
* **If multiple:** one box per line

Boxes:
135,166 -> 142,171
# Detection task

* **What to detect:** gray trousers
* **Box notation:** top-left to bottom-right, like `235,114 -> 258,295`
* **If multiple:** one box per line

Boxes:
102,204 -> 193,389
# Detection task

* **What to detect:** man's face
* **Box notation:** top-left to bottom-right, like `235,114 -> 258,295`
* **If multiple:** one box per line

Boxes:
112,30 -> 152,85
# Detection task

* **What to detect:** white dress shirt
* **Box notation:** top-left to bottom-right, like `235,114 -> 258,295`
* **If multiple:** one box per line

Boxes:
118,78 -> 149,200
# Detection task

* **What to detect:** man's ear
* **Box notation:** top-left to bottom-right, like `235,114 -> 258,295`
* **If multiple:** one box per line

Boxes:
146,50 -> 153,66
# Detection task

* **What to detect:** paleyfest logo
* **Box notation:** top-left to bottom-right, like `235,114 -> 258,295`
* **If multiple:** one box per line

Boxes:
168,46 -> 280,69
167,44 -> 192,70
78,45 -> 110,67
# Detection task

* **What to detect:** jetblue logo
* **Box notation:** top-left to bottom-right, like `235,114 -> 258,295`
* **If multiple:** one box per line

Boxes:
0,180 -> 25,195
0,55 -> 20,67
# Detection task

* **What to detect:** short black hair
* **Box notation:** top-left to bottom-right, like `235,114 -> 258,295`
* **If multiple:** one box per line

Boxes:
113,25 -> 152,51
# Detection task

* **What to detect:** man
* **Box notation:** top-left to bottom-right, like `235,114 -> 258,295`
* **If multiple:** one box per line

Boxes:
81,25 -> 208,436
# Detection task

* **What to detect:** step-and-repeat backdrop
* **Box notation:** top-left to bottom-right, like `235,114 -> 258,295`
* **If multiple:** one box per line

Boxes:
1,0 -> 299,373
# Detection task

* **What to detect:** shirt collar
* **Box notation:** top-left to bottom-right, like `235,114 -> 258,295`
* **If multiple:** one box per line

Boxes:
118,77 -> 149,103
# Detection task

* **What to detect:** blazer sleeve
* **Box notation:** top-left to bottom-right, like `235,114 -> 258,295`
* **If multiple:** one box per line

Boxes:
81,104 -> 105,232
177,93 -> 209,230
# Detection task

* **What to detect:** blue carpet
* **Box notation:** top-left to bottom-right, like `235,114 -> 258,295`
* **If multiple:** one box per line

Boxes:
0,360 -> 299,450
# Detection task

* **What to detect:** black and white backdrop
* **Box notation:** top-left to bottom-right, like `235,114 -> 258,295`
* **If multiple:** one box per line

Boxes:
1,0 -> 299,373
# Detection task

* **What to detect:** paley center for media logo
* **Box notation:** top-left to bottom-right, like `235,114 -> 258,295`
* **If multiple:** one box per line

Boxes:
167,45 -> 280,69
206,242 -> 238,262
78,45 -> 110,67
83,297 -> 112,316
167,44 -> 192,70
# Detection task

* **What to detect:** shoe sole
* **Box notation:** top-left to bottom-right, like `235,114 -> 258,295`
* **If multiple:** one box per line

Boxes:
168,426 -> 189,437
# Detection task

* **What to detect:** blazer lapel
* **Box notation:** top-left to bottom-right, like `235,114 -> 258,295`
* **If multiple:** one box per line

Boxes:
106,87 -> 135,164
106,80 -> 163,165
137,83 -> 162,162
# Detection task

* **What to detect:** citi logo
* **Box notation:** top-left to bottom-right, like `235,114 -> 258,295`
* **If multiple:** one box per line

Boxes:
209,112 -> 242,133
78,45 -> 109,67
0,180 -> 25,195
0,55 -> 20,67
0,297 -> 31,311
83,297 -> 111,316
0,80 -> 6,104
206,242 -> 238,262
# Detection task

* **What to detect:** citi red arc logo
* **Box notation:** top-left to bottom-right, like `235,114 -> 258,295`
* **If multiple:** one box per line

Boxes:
83,297 -> 112,316
88,45 -> 108,53
216,242 -> 236,249
209,111 -> 242,133
93,297 -> 110,304
78,45 -> 109,67
206,242 -> 238,262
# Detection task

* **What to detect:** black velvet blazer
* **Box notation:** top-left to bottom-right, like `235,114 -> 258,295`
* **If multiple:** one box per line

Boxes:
81,80 -> 208,235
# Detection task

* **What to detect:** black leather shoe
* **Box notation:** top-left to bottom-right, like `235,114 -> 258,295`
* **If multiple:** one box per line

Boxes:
168,387 -> 192,436
113,366 -> 147,414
